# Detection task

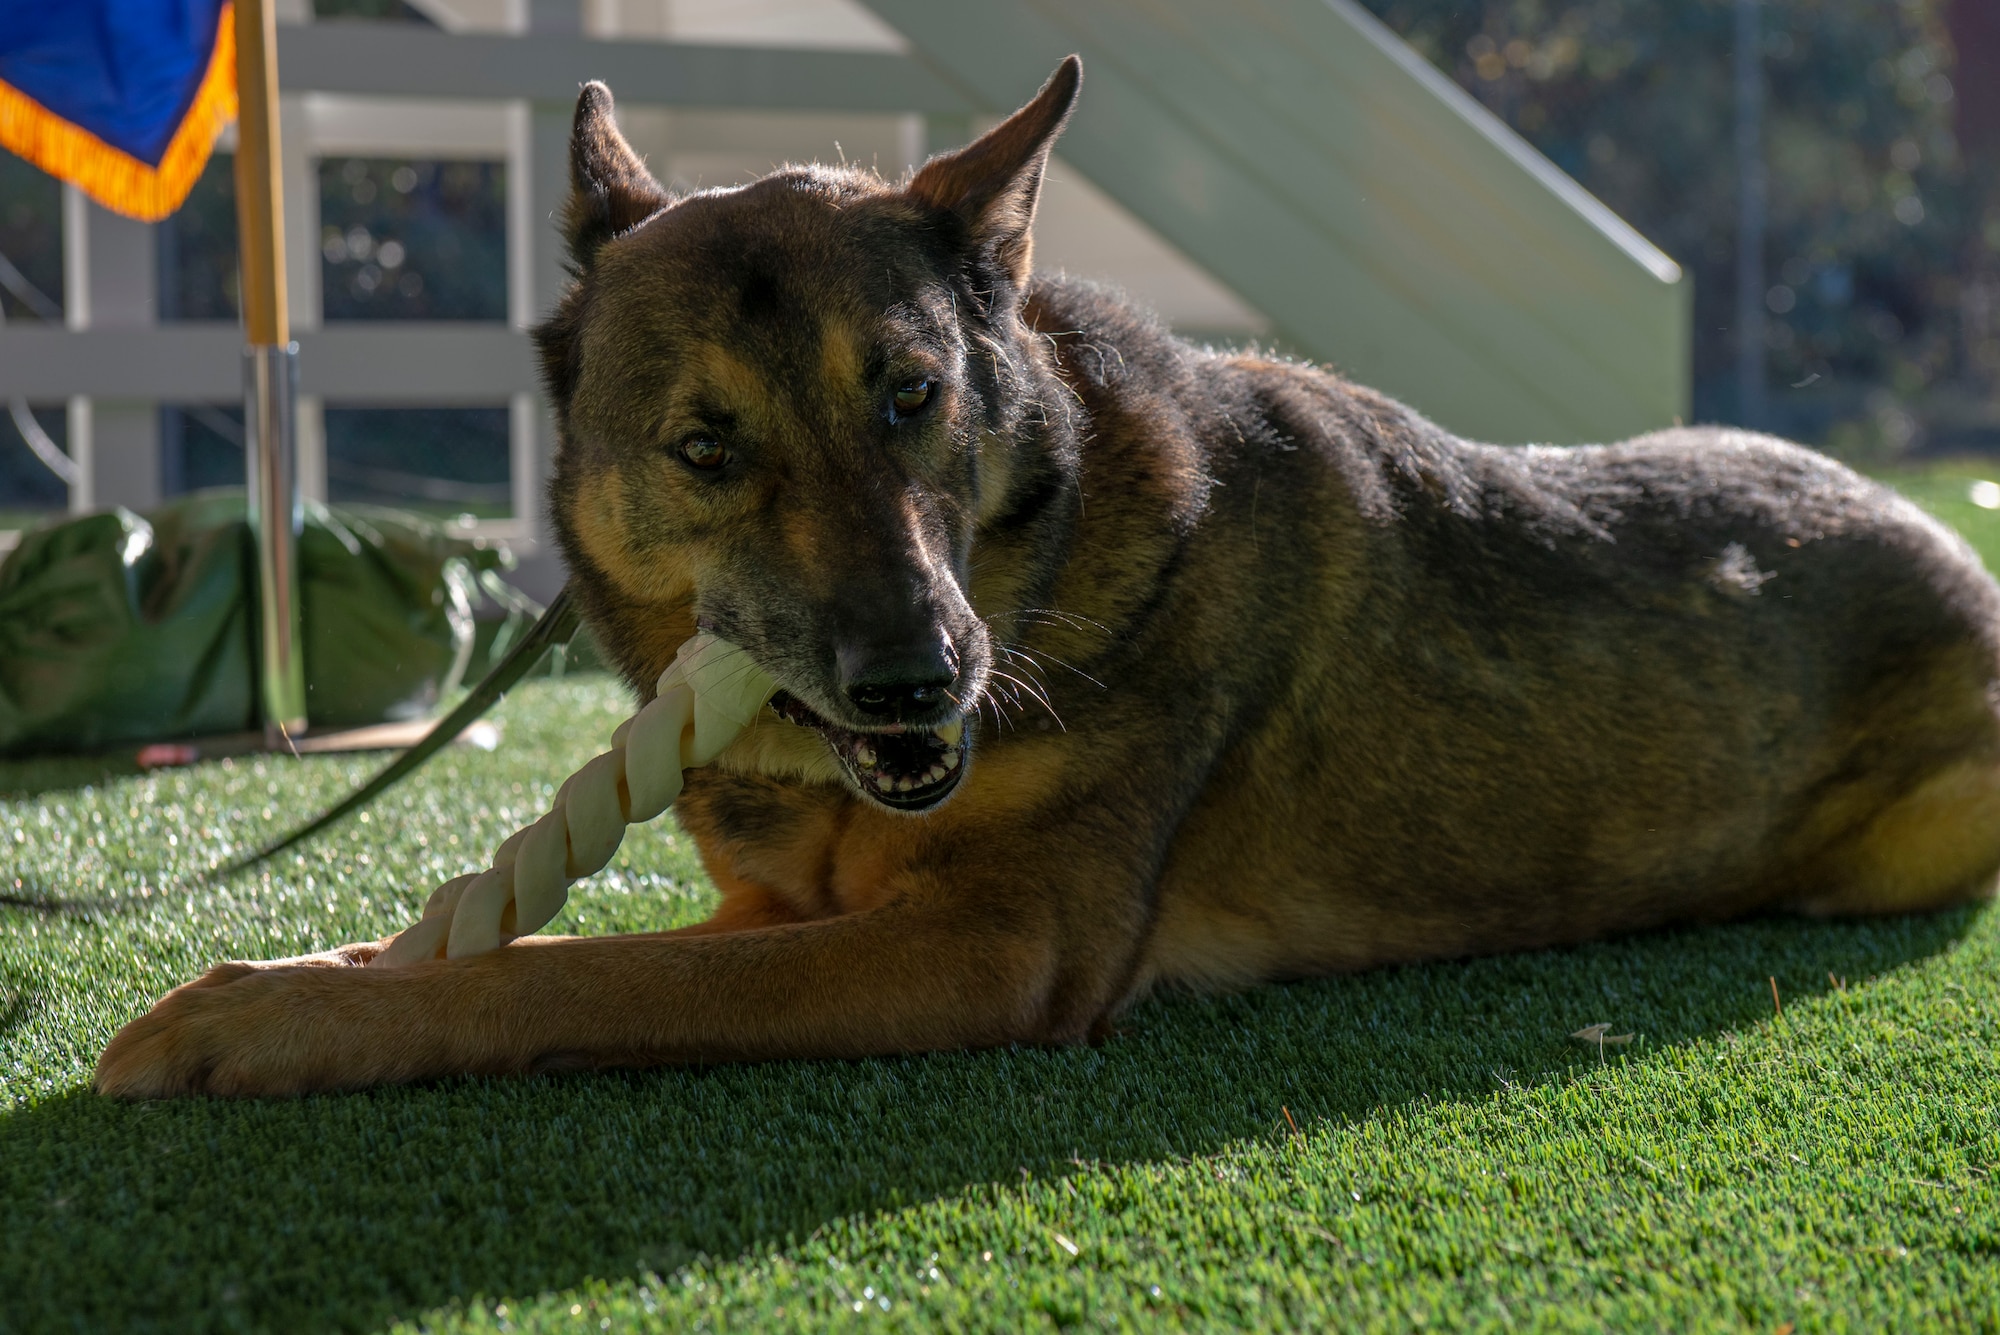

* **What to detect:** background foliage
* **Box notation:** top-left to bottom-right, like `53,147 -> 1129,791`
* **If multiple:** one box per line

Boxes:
1360,0 -> 1992,462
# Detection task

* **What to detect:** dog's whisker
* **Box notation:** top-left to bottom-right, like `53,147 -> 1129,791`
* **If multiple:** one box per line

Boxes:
994,650 -> 1054,701
980,677 -> 1021,729
990,667 -> 1063,731
976,690 -> 1013,735
985,606 -> 1113,637
1000,642 -> 1104,692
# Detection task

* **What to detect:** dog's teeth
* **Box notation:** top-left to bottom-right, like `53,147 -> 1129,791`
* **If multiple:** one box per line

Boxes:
895,776 -> 916,792
855,744 -> 876,766
942,748 -> 961,769
935,718 -> 964,746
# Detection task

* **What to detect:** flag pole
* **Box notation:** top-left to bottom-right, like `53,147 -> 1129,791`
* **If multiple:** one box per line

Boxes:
232,0 -> 307,746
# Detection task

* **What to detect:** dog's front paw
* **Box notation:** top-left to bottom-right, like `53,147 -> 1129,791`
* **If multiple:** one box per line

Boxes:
95,950 -> 397,1099
97,968 -> 294,1098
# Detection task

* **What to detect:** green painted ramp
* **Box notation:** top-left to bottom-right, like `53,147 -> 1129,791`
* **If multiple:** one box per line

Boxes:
862,0 -> 1690,445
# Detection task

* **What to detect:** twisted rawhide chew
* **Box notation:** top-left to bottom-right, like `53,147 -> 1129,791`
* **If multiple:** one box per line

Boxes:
370,634 -> 776,967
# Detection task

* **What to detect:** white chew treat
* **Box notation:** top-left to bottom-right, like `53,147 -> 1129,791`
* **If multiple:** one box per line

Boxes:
369,634 -> 775,967
511,810 -> 571,933
371,873 -> 476,967
624,687 -> 694,821
445,864 -> 514,959
564,751 -> 629,876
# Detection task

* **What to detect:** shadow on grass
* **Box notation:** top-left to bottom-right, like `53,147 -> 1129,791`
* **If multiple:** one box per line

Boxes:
0,906 -> 1981,1331
0,877 -> 133,917
0,749 -> 145,801
0,987 -> 32,1042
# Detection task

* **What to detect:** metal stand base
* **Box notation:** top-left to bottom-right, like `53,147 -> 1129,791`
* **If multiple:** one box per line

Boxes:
244,341 -> 307,745
133,718 -> 502,770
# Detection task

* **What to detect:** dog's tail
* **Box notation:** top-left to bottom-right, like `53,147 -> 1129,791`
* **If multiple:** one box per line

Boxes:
208,584 -> 581,882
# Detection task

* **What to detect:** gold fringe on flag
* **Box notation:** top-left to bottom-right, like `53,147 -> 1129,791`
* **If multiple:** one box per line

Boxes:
0,3 -> 237,222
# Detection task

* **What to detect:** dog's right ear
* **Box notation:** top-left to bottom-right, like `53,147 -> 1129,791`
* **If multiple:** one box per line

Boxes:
563,82 -> 672,271
907,56 -> 1082,290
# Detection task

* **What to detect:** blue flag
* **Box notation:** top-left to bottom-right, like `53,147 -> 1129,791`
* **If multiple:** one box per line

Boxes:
0,0 -> 235,220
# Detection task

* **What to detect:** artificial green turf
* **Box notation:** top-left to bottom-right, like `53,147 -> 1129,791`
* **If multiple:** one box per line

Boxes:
4,469 -> 2000,1332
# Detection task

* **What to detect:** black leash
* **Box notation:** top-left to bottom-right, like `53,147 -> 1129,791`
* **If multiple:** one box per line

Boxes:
209,584 -> 581,881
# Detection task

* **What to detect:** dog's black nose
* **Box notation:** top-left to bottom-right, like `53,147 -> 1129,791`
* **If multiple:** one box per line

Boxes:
840,642 -> 957,721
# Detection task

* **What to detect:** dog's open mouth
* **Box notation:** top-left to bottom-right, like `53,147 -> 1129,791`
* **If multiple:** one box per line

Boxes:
768,691 -> 968,811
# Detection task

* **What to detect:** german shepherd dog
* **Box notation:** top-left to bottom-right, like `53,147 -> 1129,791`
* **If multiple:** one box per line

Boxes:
98,58 -> 2000,1097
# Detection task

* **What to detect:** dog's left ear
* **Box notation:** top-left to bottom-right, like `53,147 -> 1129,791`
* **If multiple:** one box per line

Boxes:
564,81 -> 673,272
908,56 -> 1082,290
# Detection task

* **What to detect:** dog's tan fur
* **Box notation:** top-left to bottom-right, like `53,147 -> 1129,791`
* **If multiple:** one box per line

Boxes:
98,60 -> 2000,1098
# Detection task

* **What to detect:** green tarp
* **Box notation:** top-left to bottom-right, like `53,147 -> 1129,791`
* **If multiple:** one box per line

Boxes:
0,490 -> 518,756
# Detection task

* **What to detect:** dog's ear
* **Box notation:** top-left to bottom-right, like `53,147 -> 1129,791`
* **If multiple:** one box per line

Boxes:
563,82 -> 672,271
907,56 -> 1082,290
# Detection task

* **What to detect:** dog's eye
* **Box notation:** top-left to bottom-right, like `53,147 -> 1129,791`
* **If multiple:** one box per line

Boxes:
678,434 -> 727,469
891,379 -> 933,417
